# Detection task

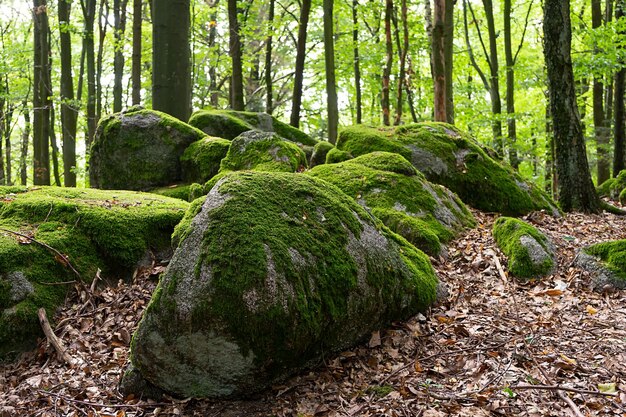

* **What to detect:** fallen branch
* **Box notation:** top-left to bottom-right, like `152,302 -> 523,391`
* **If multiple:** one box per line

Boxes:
37,390 -> 170,410
511,384 -> 617,398
37,308 -> 76,366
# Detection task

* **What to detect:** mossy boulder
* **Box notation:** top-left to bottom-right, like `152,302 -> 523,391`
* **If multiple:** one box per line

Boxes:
90,107 -> 206,191
188,109 -> 317,147
335,124 -> 558,216
148,183 -> 204,202
492,217 -> 556,279
309,141 -> 334,167
181,137 -> 231,184
597,170 -> 626,200
123,171 -> 438,399
307,152 -> 475,256
219,131 -> 308,174
326,147 -> 353,164
575,240 -> 626,291
0,186 -> 188,359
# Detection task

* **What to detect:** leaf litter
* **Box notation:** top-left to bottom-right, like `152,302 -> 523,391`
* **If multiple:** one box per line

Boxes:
2,204 -> 626,416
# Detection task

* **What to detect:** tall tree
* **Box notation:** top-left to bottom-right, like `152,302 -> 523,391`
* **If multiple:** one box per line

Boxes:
80,0 -> 97,149
323,0 -> 339,143
58,0 -> 78,186
352,0 -> 362,124
382,0 -> 393,125
394,0 -> 408,125
290,0 -> 312,128
33,0 -> 51,185
131,0 -> 142,105
431,0 -> 454,123
153,0 -> 192,121
113,0 -> 130,113
614,0 -> 625,175
265,0 -> 275,114
544,0 -> 601,212
227,0 -> 245,110
592,0 -> 610,183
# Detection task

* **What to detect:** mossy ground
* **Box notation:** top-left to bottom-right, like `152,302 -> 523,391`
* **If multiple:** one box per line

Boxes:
180,137 -> 231,184
0,186 -> 188,359
584,240 -> 626,282
335,124 -> 557,216
308,152 -> 475,255
492,217 -> 554,279
133,171 -> 437,396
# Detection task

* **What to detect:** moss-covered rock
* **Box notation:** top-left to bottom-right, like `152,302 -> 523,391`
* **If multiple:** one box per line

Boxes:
492,217 -> 555,279
219,131 -> 308,173
335,124 -> 558,216
188,109 -> 317,147
310,141 -> 334,167
124,171 -> 438,399
181,137 -> 231,184
0,186 -> 188,359
90,107 -> 206,191
326,147 -> 353,164
597,170 -> 626,200
307,152 -> 475,256
575,240 -> 626,291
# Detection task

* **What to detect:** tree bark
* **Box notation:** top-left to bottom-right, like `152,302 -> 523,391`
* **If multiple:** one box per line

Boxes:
543,0 -> 601,212
431,0 -> 447,122
394,0 -> 408,125
96,0 -> 108,123
33,0 -> 51,185
614,0 -> 625,175
290,0 -> 312,128
504,0 -> 518,169
228,0 -> 245,110
58,0 -> 78,186
20,100 -> 30,186
208,0 -> 219,107
0,77 -> 6,185
443,0 -> 454,123
80,0 -> 97,150
352,0 -> 362,124
592,0 -> 610,183
482,0 -> 503,153
131,0 -> 142,105
382,0 -> 393,125
153,0 -> 191,121
323,0 -> 339,143
265,0 -> 274,114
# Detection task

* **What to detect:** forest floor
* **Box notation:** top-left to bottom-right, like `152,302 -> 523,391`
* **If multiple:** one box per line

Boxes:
2,203 -> 626,416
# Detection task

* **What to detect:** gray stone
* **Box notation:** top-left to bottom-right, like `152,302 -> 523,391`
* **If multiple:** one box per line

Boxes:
574,251 -> 626,292
5,272 -> 33,303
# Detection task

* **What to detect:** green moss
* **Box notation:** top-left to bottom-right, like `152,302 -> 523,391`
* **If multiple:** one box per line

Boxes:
492,217 -> 554,279
219,132 -> 307,173
308,152 -> 474,255
181,137 -> 231,183
172,196 -> 205,247
597,178 -> 616,197
584,240 -> 626,281
366,385 -> 395,398
136,171 -> 437,387
597,170 -> 626,200
149,184 -> 193,201
310,141 -> 335,167
326,148 -> 353,164
272,119 -> 318,146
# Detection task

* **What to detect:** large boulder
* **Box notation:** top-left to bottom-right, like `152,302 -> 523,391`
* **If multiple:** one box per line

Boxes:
308,152 -> 475,256
123,171 -> 438,399
335,124 -> 558,216
0,186 -> 188,359
492,217 -> 556,279
180,136 -> 231,184
90,107 -> 206,190
188,109 -> 318,147
575,240 -> 626,291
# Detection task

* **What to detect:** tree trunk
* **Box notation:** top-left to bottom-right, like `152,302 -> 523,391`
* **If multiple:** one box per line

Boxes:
382,0 -> 393,125
323,0 -> 338,143
228,0 -> 245,110
352,0 -> 362,124
290,0 -> 312,128
265,0 -> 274,114
4,99 -> 13,185
0,79 -> 6,185
543,0 -> 601,212
58,0 -> 78,186
96,0 -> 108,123
81,0 -> 97,150
208,0 -> 219,107
132,0 -> 142,105
49,103 -> 62,186
614,0 -> 625,175
483,0 -> 503,153
431,0 -> 447,122
592,0 -> 610,183
394,0 -> 408,125
33,0 -> 51,185
504,0 -> 518,169
443,0 -> 454,123
20,100 -> 30,186
153,0 -> 191,121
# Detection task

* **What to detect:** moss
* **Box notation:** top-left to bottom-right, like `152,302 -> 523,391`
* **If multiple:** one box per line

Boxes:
149,184 -> 193,201
308,152 -> 474,255
310,141 -> 335,167
326,148 -> 353,164
219,132 -> 307,173
597,170 -> 626,200
181,137 -> 231,184
0,186 -> 188,359
133,171 -> 437,396
366,385 -> 395,398
492,217 -> 554,279
584,240 -> 626,281
335,123 -> 557,216
171,196 -> 205,247
597,178 -> 616,197
272,119 -> 318,146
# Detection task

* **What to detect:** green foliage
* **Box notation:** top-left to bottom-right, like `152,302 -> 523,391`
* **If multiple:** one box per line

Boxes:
492,217 -> 554,279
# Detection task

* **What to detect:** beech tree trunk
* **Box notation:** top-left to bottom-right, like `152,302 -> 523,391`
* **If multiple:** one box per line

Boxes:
265,0 -> 274,114
483,0 -> 503,153
431,0 -> 446,122
382,0 -> 393,125
504,0 -> 518,169
80,0 -> 97,149
33,0 -> 51,185
544,0 -> 601,212
614,0 -> 625,175
394,0 -> 408,125
228,0 -> 245,110
323,0 -> 338,143
131,0 -> 142,105
352,0 -> 362,124
592,0 -> 610,183
20,100 -> 30,186
290,0 -> 312,128
153,0 -> 191,121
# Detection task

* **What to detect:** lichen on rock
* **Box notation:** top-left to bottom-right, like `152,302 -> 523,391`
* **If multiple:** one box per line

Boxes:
124,171 -> 438,399
492,217 -> 555,279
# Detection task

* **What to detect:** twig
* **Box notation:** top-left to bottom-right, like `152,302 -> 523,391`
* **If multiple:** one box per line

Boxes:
37,308 -> 77,366
510,384 -> 617,397
37,390 -> 171,409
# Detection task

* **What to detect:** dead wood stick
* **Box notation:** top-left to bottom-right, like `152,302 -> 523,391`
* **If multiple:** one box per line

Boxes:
37,390 -> 170,409
37,308 -> 75,366
511,384 -> 617,398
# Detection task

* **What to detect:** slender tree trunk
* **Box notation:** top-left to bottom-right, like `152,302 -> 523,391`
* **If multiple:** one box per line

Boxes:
49,104 -> 61,186
153,0 -> 192,121
431,0 -> 447,122
352,0 -> 362,124
208,0 -> 219,107
443,0 -> 454,123
504,0 -> 518,169
483,0 -> 503,153
394,0 -> 408,125
113,0 -> 122,112
96,0 -> 108,122
20,100 -> 30,186
33,0 -> 51,185
382,0 -> 393,125
58,0 -> 78,186
591,0 -> 610,182
614,0 -> 625,175
544,0 -> 601,212
4,100 -> 13,185
228,0 -> 245,110
0,80 -> 6,185
132,0 -> 142,105
323,0 -> 338,143
290,0 -> 312,127
81,0 -> 97,150
265,0 -> 274,114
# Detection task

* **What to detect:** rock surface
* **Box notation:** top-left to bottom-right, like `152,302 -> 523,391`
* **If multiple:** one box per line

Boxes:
0,186 -> 188,359
492,217 -> 555,279
335,124 -> 558,216
90,107 -> 205,190
308,152 -> 475,255
124,171 -> 438,399
575,240 -> 626,291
